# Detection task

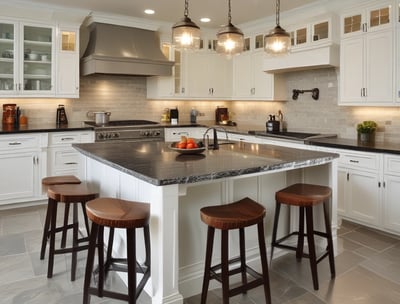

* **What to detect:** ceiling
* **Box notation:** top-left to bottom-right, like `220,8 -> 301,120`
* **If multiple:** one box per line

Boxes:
16,0 -> 320,28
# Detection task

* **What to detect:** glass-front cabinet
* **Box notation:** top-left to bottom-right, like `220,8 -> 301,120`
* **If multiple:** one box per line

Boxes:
0,21 -> 16,94
0,20 -> 55,96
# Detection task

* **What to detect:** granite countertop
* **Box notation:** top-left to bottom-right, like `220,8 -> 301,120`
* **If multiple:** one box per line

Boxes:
307,137 -> 400,155
0,122 -> 93,134
73,141 -> 338,186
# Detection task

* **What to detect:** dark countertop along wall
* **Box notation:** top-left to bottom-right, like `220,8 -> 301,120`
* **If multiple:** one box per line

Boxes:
0,122 -> 92,134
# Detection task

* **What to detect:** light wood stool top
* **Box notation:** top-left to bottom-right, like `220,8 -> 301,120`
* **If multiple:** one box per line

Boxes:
276,183 -> 332,207
86,198 -> 150,229
47,183 -> 98,203
42,175 -> 81,185
200,197 -> 266,230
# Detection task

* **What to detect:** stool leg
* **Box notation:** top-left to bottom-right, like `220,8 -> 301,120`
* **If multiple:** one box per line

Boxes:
137,225 -> 151,296
47,198 -> 58,278
324,200 -> 336,278
296,206 -> 305,261
81,201 -> 90,236
71,203 -> 79,281
61,203 -> 70,248
270,201 -> 281,264
239,228 -> 248,292
201,226 -> 215,304
126,228 -> 137,304
106,227 -> 115,263
305,206 -> 319,290
97,225 -> 105,297
40,198 -> 52,260
83,222 -> 99,304
257,221 -> 272,304
221,229 -> 229,304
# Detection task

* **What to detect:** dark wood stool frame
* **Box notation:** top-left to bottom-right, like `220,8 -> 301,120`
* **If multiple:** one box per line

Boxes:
40,175 -> 84,260
83,199 -> 151,304
45,184 -> 98,281
270,183 -> 336,290
200,198 -> 272,304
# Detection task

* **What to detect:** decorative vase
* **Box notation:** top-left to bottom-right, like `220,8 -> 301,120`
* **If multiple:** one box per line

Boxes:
358,132 -> 374,143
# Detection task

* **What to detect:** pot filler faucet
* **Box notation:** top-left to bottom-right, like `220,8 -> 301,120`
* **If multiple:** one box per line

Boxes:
203,127 -> 229,150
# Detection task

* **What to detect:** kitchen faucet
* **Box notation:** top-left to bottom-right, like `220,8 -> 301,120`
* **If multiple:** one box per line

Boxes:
203,127 -> 229,150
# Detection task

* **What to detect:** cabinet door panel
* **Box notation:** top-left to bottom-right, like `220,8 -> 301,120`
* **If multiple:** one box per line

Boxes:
383,175 -> 400,233
365,30 -> 393,103
348,170 -> 380,225
339,37 -> 364,103
0,152 -> 36,203
337,168 -> 347,215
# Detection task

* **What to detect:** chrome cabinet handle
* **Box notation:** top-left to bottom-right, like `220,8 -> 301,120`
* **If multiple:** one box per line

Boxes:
349,160 -> 359,163
8,142 -> 22,146
61,137 -> 75,141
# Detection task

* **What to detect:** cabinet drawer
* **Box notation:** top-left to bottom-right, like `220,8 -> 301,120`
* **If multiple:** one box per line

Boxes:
338,151 -> 379,170
48,131 -> 94,145
0,135 -> 40,151
50,148 -> 80,169
384,155 -> 400,175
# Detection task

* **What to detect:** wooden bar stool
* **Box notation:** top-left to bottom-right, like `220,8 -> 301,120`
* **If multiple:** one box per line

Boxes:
46,183 -> 98,281
83,198 -> 151,304
200,197 -> 271,304
270,183 -> 336,290
40,175 -> 83,259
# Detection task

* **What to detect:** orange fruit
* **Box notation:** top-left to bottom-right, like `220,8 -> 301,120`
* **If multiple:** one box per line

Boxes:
186,143 -> 194,149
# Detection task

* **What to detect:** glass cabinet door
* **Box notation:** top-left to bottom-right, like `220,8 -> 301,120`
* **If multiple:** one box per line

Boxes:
23,25 -> 53,92
0,22 -> 16,93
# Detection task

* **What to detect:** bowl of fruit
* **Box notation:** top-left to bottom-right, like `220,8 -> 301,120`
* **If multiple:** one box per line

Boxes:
169,136 -> 205,154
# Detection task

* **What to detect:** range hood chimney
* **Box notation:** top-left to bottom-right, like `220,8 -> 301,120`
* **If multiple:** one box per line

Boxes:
81,22 -> 174,76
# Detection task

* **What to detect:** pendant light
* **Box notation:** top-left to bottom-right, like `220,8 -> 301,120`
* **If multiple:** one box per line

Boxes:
216,0 -> 244,56
264,0 -> 291,55
172,0 -> 201,50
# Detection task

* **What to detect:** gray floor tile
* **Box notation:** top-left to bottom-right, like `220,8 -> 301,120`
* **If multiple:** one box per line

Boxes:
0,233 -> 26,256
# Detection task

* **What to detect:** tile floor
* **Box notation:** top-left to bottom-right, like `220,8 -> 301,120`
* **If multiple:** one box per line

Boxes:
1,205 -> 400,304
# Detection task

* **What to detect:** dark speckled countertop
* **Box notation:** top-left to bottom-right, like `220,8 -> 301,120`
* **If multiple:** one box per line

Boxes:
0,122 -> 93,134
307,137 -> 400,155
73,141 -> 338,186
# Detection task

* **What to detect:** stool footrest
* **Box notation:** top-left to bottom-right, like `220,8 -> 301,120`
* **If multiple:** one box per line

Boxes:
54,244 -> 90,255
87,287 -> 129,302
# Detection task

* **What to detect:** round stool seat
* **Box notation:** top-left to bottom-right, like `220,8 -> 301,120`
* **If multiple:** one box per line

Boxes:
42,175 -> 81,186
86,198 -> 150,229
200,197 -> 265,230
48,183 -> 97,203
276,183 -> 332,207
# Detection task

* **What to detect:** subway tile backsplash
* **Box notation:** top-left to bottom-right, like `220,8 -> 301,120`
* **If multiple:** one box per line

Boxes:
5,70 -> 400,142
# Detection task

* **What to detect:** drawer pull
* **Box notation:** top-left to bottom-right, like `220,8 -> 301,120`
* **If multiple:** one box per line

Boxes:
61,137 -> 75,141
64,162 -> 78,165
349,160 -> 359,163
8,142 -> 22,146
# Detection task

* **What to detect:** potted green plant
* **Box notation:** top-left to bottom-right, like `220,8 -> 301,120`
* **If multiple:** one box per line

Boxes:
357,120 -> 377,143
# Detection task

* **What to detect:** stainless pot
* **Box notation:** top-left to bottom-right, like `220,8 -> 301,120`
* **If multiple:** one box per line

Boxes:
87,111 -> 111,125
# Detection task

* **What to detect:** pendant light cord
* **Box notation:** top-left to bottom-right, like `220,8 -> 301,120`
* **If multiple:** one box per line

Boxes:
228,0 -> 232,24
276,0 -> 280,26
184,0 -> 189,18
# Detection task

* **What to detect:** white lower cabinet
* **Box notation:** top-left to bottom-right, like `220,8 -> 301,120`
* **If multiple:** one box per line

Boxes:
337,149 -> 382,227
164,127 -> 207,142
383,154 -> 400,233
0,133 -> 47,205
47,131 -> 94,178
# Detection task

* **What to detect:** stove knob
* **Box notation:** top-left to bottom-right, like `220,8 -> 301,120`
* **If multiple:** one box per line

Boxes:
153,130 -> 160,136
144,131 -> 150,136
113,132 -> 120,138
98,133 -> 105,140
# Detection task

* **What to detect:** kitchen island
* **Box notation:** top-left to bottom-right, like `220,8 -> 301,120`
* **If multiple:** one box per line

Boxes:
74,141 -> 338,304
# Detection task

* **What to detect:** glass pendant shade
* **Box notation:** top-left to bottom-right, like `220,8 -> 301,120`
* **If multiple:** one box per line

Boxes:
216,0 -> 244,55
216,23 -> 244,55
172,0 -> 201,50
264,0 -> 291,55
264,25 -> 291,55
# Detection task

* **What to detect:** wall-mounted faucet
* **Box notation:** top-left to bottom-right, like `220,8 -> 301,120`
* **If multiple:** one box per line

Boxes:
292,88 -> 319,100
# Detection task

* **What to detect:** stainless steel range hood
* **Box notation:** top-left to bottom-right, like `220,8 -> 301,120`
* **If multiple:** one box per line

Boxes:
81,22 -> 174,76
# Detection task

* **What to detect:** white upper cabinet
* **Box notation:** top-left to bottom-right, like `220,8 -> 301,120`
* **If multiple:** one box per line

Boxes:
0,20 -> 55,96
56,26 -> 79,98
0,15 -> 81,98
339,1 -> 394,105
